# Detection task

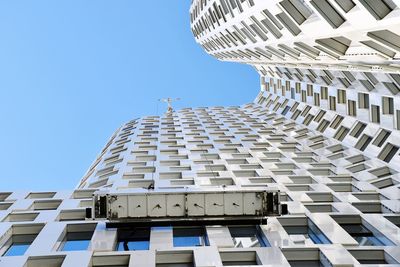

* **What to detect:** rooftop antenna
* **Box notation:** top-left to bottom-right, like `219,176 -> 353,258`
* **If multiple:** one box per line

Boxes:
158,97 -> 180,114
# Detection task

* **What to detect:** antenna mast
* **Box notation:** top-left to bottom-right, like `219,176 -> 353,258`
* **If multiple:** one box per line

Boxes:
158,97 -> 180,114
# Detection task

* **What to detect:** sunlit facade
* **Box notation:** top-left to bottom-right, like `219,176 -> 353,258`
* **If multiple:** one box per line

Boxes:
0,1 -> 399,266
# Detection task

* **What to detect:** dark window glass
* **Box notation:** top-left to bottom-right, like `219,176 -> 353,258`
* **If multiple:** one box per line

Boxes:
358,259 -> 387,264
117,227 -> 150,251
288,260 -> 323,267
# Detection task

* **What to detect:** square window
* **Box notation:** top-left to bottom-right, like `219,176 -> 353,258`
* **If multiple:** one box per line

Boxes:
1,224 -> 44,256
59,224 -> 96,251
116,227 -> 150,251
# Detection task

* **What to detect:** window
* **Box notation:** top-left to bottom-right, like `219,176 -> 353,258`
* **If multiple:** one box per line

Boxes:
26,192 -> 56,199
283,248 -> 325,267
330,115 -> 343,129
337,89 -> 346,103
349,122 -> 366,138
305,204 -> 336,213
59,224 -> 96,251
349,249 -> 399,265
382,96 -> 394,114
307,84 -> 313,96
295,82 -> 301,93
282,106 -> 290,115
329,96 -> 336,110
4,242 -> 30,257
300,106 -> 311,117
378,143 -> 399,163
303,115 -> 314,126
340,224 -> 394,246
291,87 -> 296,99
321,87 -> 328,99
384,216 -> 400,227
313,93 -> 320,106
358,93 -> 369,108
25,255 -> 66,267
355,134 -> 373,151
156,251 -> 194,267
285,81 -> 291,90
116,227 -> 150,251
0,202 -> 12,210
1,224 -> 44,256
72,189 -> 96,199
333,216 -> 395,246
0,192 -> 12,202
58,209 -> 86,221
3,212 -> 39,222
397,110 -> 400,130
347,100 -> 356,116
91,255 -> 130,267
371,105 -> 380,123
229,226 -> 269,247
173,227 -> 208,247
334,126 -> 349,141
301,90 -> 306,102
31,200 -> 62,211
372,129 -> 391,147
220,251 -> 260,266
283,223 -> 330,245
314,110 -> 326,123
316,120 -> 329,133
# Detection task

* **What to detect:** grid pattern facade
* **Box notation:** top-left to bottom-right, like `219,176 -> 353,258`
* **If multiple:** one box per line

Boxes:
190,0 -> 400,131
1,105 -> 400,266
0,0 -> 399,266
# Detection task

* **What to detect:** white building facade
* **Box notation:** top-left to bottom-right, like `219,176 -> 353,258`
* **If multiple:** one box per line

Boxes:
0,0 -> 400,266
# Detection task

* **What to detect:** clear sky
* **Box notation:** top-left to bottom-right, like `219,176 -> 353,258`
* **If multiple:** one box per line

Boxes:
0,1 -> 259,191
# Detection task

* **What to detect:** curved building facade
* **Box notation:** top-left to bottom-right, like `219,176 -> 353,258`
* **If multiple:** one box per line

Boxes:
0,1 -> 399,266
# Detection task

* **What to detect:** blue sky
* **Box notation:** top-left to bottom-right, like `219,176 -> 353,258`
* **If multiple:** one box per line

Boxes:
0,1 -> 258,191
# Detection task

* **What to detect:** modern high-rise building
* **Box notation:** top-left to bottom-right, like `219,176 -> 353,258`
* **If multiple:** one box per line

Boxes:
1,1 -> 400,266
